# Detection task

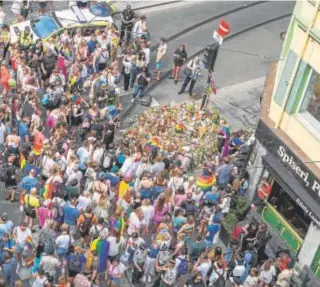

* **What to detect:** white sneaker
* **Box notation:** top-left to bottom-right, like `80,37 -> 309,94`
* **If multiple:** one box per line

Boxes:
131,98 -> 135,103
147,275 -> 152,283
142,275 -> 146,282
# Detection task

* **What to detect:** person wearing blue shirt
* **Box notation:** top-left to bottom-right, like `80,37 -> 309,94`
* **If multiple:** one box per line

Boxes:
77,142 -> 90,171
1,252 -> 17,286
18,118 -> 30,143
0,234 -> 14,265
67,246 -> 87,278
64,198 -> 80,236
144,241 -> 160,283
19,169 -> 39,194
87,35 -> 98,55
23,156 -> 41,177
205,187 -> 221,204
204,215 -> 221,247
216,157 -> 233,189
0,213 -> 14,243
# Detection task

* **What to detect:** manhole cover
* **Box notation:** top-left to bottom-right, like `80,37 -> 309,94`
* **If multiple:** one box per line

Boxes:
280,31 -> 287,40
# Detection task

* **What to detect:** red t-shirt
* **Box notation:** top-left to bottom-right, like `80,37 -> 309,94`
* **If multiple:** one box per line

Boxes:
257,182 -> 271,200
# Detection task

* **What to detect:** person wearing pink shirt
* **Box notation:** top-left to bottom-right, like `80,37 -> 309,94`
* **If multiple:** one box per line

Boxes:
37,199 -> 53,229
174,186 -> 187,208
152,194 -> 168,234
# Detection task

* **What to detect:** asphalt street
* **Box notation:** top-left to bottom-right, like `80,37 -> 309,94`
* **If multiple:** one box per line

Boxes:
121,9 -> 292,131
0,1 -> 294,286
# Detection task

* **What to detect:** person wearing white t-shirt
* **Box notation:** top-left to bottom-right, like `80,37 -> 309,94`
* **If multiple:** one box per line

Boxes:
55,224 -> 75,256
107,234 -> 126,259
142,45 -> 150,68
32,268 -> 48,287
127,209 -> 145,236
132,15 -> 147,39
14,222 -> 31,253
193,255 -> 212,281
77,191 -> 92,212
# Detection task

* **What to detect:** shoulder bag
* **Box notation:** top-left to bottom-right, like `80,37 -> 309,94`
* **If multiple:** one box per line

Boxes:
25,195 -> 36,218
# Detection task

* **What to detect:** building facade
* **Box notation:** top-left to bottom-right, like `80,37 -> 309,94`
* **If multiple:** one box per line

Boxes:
248,0 -> 320,279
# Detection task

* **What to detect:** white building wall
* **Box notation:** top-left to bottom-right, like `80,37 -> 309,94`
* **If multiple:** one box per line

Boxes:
298,222 -> 320,269
247,141 -> 267,203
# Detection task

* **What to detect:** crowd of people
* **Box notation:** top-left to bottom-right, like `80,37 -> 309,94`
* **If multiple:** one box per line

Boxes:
0,2 -> 297,287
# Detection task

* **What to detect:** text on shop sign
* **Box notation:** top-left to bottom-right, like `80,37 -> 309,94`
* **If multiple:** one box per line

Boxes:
278,145 -> 320,197
295,198 -> 320,227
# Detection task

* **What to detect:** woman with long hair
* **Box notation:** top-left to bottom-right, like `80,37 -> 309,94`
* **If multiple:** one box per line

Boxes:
152,170 -> 168,202
118,188 -> 134,218
163,188 -> 174,214
152,194 -> 168,234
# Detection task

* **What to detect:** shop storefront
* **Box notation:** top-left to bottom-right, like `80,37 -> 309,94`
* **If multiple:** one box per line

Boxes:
254,120 -> 320,277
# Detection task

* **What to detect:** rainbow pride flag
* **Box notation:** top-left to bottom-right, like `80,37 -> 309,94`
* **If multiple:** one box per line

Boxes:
32,146 -> 42,156
175,123 -> 184,133
43,181 -> 55,200
196,174 -> 216,191
25,236 -> 34,250
20,153 -> 26,169
90,238 -> 109,273
114,216 -> 125,235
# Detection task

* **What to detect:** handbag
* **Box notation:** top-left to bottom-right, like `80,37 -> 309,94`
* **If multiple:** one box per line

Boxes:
183,67 -> 192,77
25,195 -> 36,218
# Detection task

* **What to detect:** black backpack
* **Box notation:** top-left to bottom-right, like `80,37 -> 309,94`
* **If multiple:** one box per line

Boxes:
79,214 -> 93,235
0,168 -> 8,182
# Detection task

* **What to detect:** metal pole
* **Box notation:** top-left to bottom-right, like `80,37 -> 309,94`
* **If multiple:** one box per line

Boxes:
200,72 -> 211,110
200,42 -> 219,110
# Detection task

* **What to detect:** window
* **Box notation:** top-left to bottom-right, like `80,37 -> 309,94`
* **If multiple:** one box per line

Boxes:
299,70 -> 320,123
89,3 -> 111,17
31,16 -> 60,39
268,180 -> 311,238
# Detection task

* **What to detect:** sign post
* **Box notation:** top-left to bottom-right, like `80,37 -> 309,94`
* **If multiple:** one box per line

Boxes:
200,19 -> 230,109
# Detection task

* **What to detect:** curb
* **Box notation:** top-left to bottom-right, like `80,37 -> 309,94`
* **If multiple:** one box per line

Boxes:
113,1 -> 181,16
149,1 -> 267,52
118,1 -> 268,121
119,12 -> 292,122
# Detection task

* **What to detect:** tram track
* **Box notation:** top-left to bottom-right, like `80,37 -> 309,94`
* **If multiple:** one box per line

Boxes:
113,0 -> 182,15
120,10 -> 292,122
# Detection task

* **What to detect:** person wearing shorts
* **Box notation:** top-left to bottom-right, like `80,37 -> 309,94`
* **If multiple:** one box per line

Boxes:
107,259 -> 124,287
13,222 -> 31,262
155,37 -> 167,81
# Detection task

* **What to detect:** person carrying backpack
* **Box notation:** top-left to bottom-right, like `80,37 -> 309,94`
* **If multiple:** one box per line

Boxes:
67,246 -> 86,279
77,206 -> 97,246
176,248 -> 189,278
160,259 -> 178,287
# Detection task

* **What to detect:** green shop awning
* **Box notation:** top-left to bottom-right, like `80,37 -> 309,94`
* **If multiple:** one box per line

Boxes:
263,153 -> 320,228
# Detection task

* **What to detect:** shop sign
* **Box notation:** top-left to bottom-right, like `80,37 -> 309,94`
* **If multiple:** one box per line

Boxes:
295,198 -> 320,227
256,120 -> 320,205
278,146 -> 320,198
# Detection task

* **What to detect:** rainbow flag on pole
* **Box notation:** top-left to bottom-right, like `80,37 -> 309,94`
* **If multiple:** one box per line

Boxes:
20,153 -> 26,169
25,236 -> 34,250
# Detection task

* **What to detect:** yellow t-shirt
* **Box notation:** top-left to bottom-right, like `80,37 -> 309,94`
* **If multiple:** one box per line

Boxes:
118,181 -> 129,199
25,195 -> 40,208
